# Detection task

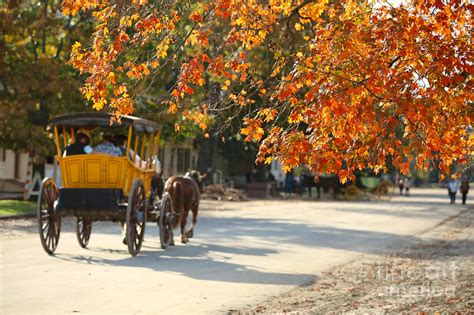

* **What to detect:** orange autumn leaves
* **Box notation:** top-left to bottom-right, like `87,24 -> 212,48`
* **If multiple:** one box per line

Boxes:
64,0 -> 473,181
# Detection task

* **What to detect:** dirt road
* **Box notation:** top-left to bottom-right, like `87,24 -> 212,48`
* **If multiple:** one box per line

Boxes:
238,204 -> 473,314
0,188 -> 470,314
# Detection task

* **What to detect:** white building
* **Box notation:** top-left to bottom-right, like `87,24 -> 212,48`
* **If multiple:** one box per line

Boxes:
158,139 -> 200,179
0,148 -> 31,198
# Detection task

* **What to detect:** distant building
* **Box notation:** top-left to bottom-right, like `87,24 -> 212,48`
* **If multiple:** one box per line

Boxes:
158,139 -> 200,179
0,147 -> 31,198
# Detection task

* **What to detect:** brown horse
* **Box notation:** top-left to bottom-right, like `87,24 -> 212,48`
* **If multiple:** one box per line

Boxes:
164,170 -> 206,244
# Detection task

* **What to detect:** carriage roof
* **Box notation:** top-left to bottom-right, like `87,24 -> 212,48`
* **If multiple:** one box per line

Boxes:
50,112 -> 161,134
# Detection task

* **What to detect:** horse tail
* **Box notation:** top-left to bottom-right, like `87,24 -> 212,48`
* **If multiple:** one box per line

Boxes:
171,180 -> 183,229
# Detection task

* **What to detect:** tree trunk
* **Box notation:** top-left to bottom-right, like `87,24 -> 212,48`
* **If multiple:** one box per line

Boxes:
196,82 -> 221,183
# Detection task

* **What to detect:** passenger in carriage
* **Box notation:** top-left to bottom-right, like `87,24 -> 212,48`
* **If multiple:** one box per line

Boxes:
113,134 -> 149,167
65,132 -> 93,156
113,134 -> 128,156
94,134 -> 122,156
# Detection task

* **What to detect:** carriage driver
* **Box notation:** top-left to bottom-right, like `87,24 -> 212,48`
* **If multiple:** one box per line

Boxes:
65,132 -> 93,156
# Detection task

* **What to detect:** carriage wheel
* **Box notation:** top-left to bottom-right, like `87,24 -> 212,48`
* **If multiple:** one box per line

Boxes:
76,217 -> 92,248
345,185 -> 360,201
159,192 -> 174,249
37,177 -> 61,255
126,178 -> 147,257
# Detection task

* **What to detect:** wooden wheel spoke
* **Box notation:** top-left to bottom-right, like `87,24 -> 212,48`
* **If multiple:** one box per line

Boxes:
133,189 -> 140,204
138,212 -> 145,224
49,223 -> 55,238
130,225 -> 136,239
137,185 -> 143,197
76,217 -> 91,248
41,199 -> 49,211
53,225 -> 58,238
38,178 -> 60,254
48,198 -> 55,211
42,221 -> 50,232
134,228 -> 140,246
159,194 -> 174,249
126,179 -> 146,256
47,234 -> 52,248
45,185 -> 54,207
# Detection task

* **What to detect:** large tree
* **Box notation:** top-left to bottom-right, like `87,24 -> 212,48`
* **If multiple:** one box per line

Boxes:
63,0 -> 472,180
0,0 -> 94,160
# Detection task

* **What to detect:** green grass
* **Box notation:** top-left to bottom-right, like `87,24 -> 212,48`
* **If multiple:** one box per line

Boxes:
0,200 -> 36,217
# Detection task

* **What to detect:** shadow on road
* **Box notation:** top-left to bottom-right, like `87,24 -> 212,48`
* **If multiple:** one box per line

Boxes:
195,217 -> 423,255
47,203 -> 472,284
54,242 -> 317,286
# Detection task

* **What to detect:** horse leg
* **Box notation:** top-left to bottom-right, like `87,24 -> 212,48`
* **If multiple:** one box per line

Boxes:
120,221 -> 127,245
186,204 -> 198,238
181,209 -> 188,244
170,229 -> 175,246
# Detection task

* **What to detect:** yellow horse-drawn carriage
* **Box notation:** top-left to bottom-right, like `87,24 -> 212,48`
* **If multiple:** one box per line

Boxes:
38,112 -> 174,256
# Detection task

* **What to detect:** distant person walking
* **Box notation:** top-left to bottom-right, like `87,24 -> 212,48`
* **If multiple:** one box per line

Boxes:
448,178 -> 460,204
404,177 -> 411,196
285,172 -> 294,196
460,176 -> 469,205
398,177 -> 404,195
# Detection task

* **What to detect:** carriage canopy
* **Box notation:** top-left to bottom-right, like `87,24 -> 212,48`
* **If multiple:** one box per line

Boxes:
50,112 -> 162,197
50,112 -> 161,134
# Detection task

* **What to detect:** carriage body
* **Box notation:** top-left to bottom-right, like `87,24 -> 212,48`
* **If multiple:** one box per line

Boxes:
52,112 -> 159,196
38,112 -> 174,256
54,155 -> 156,220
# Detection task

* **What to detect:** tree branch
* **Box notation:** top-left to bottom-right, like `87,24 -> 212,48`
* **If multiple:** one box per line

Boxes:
388,56 -> 401,68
